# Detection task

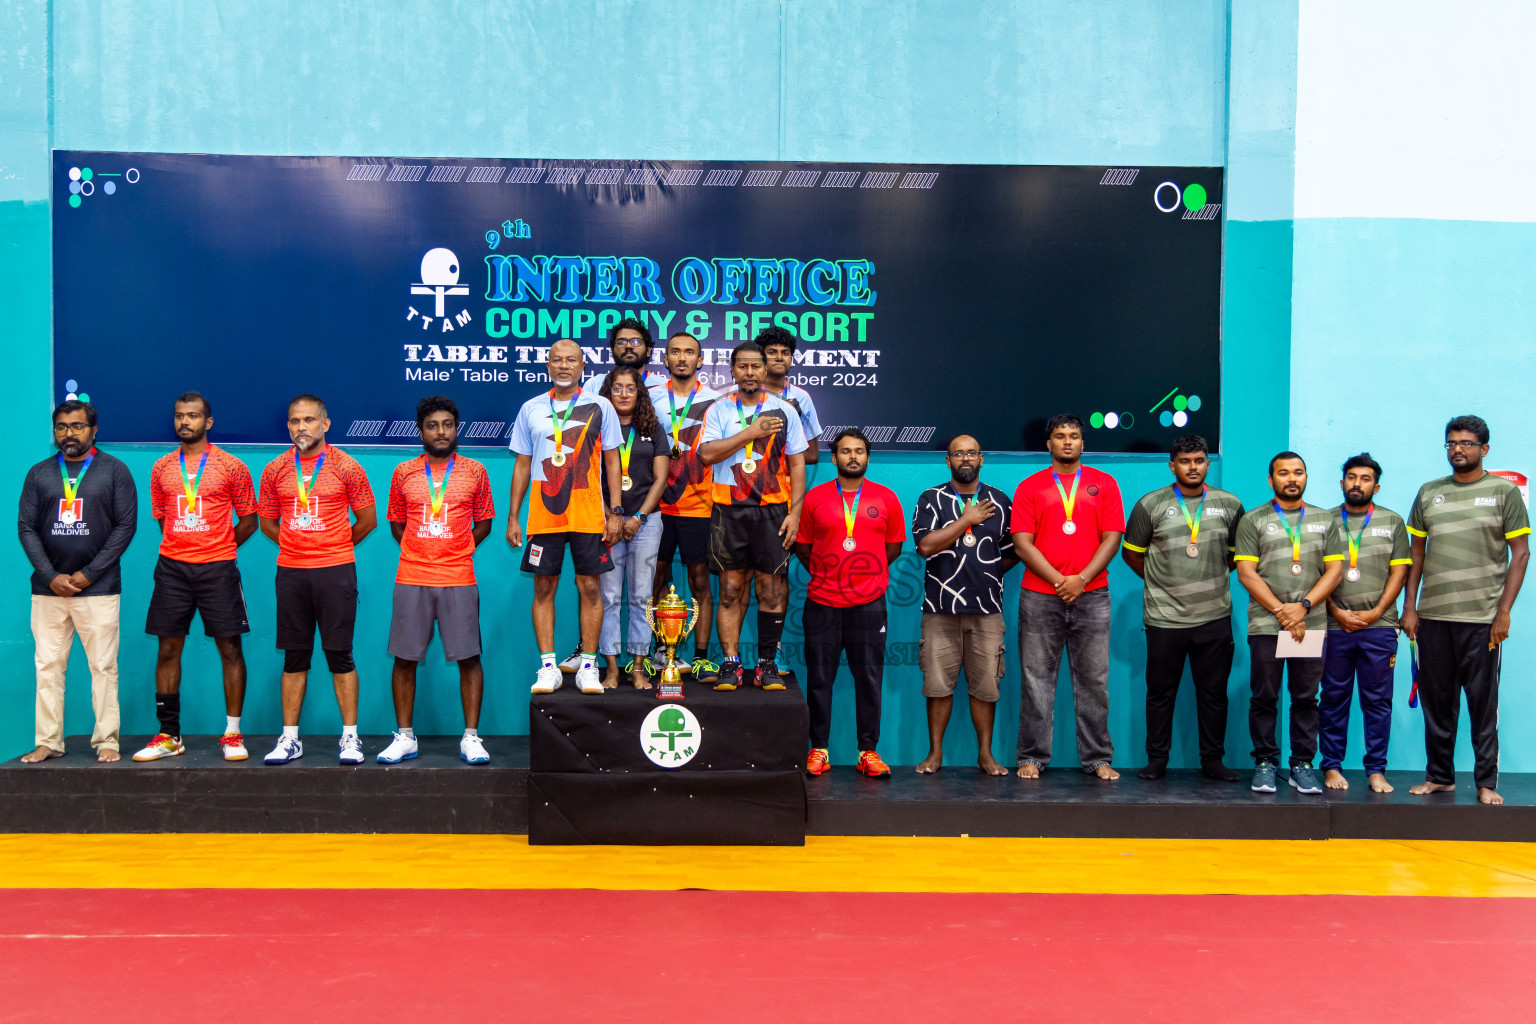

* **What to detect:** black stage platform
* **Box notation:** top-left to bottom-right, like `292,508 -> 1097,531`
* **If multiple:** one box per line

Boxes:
4,741 -> 1534,841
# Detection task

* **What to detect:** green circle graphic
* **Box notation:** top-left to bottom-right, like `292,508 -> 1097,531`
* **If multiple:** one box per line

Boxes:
81,167 -> 94,182
1173,395 -> 1188,412
1089,412 -> 1105,429
1182,183 -> 1207,212
68,195 -> 81,208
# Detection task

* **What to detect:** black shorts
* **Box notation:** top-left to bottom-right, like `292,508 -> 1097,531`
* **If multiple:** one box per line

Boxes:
659,514 -> 711,568
145,556 -> 250,638
521,531 -> 613,576
275,563 -> 358,651
710,504 -> 791,575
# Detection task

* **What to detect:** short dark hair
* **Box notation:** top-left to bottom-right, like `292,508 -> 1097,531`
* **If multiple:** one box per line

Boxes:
1043,414 -> 1085,437
175,391 -> 211,417
730,341 -> 766,367
831,427 -> 870,454
1445,414 -> 1489,444
755,324 -> 797,354
1169,434 -> 1209,458
609,316 -> 652,351
52,399 -> 97,428
415,394 -> 459,429
1341,451 -> 1383,481
1268,450 -> 1306,476
288,393 -> 327,417
667,331 -> 700,354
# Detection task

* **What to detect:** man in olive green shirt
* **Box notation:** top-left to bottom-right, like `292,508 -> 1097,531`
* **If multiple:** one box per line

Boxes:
1234,452 -> 1345,795
1401,416 -> 1530,806
1320,453 -> 1411,794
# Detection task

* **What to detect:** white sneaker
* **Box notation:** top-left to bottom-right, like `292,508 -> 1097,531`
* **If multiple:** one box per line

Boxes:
376,732 -> 418,763
264,735 -> 303,764
339,734 -> 364,764
460,734 -> 490,764
220,733 -> 249,761
531,665 -> 564,694
557,645 -> 584,672
575,664 -> 605,694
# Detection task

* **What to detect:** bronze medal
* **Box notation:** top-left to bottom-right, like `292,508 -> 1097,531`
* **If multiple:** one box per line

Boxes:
1186,543 -> 1199,558
670,444 -> 683,460
1290,561 -> 1303,576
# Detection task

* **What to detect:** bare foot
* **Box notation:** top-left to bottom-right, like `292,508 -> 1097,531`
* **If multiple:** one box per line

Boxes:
915,752 -> 942,774
1368,773 -> 1393,793
1479,787 -> 1504,805
1324,769 -> 1349,790
1016,763 -> 1040,779
601,669 -> 620,690
1093,764 -> 1120,781
631,668 -> 653,690
978,754 -> 1008,777
1409,780 -> 1456,795
20,745 -> 61,764
97,748 -> 120,763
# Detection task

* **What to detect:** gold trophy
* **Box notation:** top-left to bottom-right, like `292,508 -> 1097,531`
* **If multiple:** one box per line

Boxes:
645,585 -> 699,699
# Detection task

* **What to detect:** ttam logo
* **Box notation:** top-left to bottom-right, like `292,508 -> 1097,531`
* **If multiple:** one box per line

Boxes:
642,704 -> 701,768
407,247 -> 472,330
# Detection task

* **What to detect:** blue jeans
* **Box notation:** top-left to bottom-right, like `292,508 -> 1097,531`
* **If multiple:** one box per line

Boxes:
1319,626 -> 1398,774
599,515 -> 662,657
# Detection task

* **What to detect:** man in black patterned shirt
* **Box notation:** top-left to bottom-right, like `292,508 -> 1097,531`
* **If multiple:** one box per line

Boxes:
911,435 -> 1018,775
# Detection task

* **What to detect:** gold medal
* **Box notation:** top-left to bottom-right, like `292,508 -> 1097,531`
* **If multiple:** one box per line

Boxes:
551,450 -> 566,467
742,458 -> 757,474
621,475 -> 633,491
670,444 -> 683,460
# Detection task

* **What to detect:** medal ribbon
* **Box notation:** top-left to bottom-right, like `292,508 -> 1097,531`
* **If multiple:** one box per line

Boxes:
1343,505 -> 1374,569
425,455 -> 455,518
58,450 -> 96,503
837,481 -> 863,544
667,383 -> 699,450
293,448 -> 326,506
1175,487 -> 1206,546
1053,470 -> 1081,525
1408,638 -> 1420,709
1271,500 -> 1305,563
951,485 -> 980,539
734,394 -> 764,465
179,448 -> 209,514
618,426 -> 636,477
548,389 -> 579,455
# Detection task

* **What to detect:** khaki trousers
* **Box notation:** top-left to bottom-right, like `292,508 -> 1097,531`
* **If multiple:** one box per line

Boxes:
31,594 -> 121,753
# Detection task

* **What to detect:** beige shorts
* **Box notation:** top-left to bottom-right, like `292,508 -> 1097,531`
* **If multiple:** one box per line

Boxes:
919,612 -> 1007,702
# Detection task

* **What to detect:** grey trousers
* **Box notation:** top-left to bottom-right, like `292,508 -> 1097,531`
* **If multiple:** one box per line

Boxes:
1016,587 -> 1113,770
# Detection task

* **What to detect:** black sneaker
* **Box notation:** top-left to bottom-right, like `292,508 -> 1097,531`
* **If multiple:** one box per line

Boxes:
755,660 -> 786,691
556,643 -> 584,673
1136,762 -> 1167,780
1202,763 -> 1240,782
714,660 -> 742,691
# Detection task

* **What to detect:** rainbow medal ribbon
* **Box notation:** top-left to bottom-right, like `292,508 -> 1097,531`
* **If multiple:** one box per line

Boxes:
1272,500 -> 1305,576
179,448 -> 209,529
952,485 -> 980,547
57,450 -> 94,525
1408,637 -> 1420,709
1176,486 -> 1206,557
735,394 -> 764,474
424,455 -> 454,537
618,426 -> 636,491
292,447 -> 325,529
838,480 -> 863,552
548,389 -> 577,467
1053,469 -> 1081,535
1342,505 -> 1373,583
666,383 -> 698,460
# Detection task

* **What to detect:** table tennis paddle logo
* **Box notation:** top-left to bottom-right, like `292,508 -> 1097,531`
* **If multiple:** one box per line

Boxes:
641,704 -> 701,768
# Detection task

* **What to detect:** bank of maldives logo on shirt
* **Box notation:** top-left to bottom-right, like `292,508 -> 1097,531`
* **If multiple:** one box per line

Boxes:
175,495 -> 208,532
418,502 -> 452,539
289,496 -> 325,531
57,498 -> 84,526
641,704 -> 702,768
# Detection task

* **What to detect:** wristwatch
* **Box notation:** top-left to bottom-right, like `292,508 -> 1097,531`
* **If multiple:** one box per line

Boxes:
1300,598 -> 1312,612
609,505 -> 624,517
632,512 -> 649,525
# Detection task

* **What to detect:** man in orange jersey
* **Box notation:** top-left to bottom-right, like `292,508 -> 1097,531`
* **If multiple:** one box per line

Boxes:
377,396 -> 497,764
508,340 -> 624,695
132,392 -> 259,763
257,394 -> 377,765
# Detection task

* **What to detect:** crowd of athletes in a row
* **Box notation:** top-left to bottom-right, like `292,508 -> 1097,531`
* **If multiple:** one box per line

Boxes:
17,320 -> 1529,800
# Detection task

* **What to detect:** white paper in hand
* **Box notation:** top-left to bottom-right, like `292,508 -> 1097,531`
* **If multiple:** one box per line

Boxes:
1275,629 -> 1325,659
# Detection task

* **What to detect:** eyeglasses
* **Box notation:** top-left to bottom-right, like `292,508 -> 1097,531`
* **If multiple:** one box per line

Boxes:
52,422 -> 91,436
1445,440 -> 1483,450
613,337 -> 647,349
948,452 -> 982,462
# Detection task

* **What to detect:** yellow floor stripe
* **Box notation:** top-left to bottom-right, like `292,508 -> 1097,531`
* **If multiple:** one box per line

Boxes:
4,834 -> 1536,896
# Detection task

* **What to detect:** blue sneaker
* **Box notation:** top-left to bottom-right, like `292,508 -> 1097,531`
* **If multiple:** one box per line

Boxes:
1251,761 -> 1278,793
691,657 -> 720,684
1289,763 -> 1323,794
460,734 -> 490,764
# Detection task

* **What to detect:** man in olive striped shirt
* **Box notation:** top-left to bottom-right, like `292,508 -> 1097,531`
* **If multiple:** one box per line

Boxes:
1121,435 -> 1245,781
1401,416 -> 1530,806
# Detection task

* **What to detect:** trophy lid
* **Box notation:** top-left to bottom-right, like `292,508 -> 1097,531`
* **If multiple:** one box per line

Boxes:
657,584 -> 687,612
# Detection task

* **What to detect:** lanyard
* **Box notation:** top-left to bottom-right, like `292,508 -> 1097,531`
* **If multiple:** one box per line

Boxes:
179,448 -> 209,510
425,455 -> 455,517
1053,470 -> 1081,523
1408,638 -> 1420,709
734,394 -> 764,463
58,450 -> 95,502
1343,505 -> 1374,568
548,389 -> 578,453
618,426 -> 636,476
951,484 -> 980,538
294,447 -> 326,505
1175,486 -> 1206,545
667,383 -> 699,448
837,481 -> 863,542
1271,500 -> 1304,563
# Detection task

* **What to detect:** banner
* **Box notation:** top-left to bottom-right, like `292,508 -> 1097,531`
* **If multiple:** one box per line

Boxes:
53,152 -> 1222,451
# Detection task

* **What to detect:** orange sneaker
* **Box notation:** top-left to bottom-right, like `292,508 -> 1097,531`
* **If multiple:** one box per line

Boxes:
856,749 -> 891,777
806,748 -> 830,775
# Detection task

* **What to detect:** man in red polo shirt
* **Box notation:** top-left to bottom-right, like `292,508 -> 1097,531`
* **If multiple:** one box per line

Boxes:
1011,414 -> 1125,780
793,428 -> 905,777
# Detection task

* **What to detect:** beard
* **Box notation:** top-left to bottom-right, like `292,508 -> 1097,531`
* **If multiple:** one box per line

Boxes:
423,437 -> 458,458
839,462 -> 867,479
952,465 -> 979,485
1344,487 -> 1370,508
56,437 -> 90,457
614,350 -> 648,370
176,426 -> 207,444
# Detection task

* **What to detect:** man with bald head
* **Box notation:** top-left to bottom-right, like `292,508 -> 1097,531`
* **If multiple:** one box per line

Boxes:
508,340 -> 625,695
911,435 -> 1017,774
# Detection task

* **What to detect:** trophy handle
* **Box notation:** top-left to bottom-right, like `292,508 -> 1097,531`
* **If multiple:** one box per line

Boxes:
644,599 -> 657,636
685,599 -> 699,638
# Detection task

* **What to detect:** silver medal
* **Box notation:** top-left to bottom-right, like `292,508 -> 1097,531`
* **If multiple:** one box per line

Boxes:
962,532 -> 977,547
842,537 -> 856,552
1061,520 -> 1077,535
182,513 -> 201,529
294,513 -> 312,529
1345,566 -> 1361,582
1289,561 -> 1303,576
427,521 -> 445,537
61,510 -> 77,525
1186,543 -> 1200,558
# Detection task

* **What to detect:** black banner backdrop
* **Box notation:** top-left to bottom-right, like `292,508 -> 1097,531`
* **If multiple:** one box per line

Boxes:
53,152 -> 1222,451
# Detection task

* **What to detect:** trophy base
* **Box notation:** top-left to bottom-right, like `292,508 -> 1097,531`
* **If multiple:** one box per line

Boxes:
657,677 -> 685,700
